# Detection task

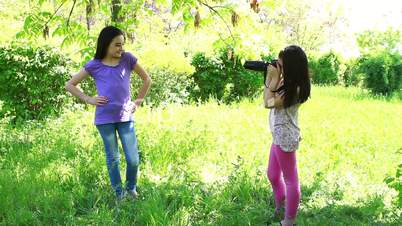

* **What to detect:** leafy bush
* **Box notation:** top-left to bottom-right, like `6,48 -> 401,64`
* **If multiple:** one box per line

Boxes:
358,52 -> 402,96
220,48 -> 265,102
132,66 -> 193,107
190,47 -> 263,103
384,163 -> 402,208
341,58 -> 363,87
309,51 -> 341,85
130,47 -> 195,107
0,44 -> 72,123
190,52 -> 229,102
354,29 -> 402,96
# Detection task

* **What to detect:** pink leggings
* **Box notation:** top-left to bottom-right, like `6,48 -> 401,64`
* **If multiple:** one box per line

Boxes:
267,144 -> 301,219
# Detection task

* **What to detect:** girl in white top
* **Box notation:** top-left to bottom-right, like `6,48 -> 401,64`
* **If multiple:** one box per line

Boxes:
264,45 -> 311,226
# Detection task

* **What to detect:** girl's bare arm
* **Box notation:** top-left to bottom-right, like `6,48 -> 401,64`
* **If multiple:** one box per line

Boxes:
264,66 -> 284,108
132,63 -> 152,107
65,69 -> 108,106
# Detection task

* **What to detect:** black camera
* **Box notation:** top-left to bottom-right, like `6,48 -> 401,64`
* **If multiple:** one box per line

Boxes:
243,59 -> 278,86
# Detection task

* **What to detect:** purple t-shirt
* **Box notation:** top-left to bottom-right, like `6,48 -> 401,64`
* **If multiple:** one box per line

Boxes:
84,52 -> 138,125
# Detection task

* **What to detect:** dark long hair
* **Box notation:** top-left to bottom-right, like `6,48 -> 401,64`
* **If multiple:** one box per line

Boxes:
94,26 -> 125,59
278,45 -> 311,108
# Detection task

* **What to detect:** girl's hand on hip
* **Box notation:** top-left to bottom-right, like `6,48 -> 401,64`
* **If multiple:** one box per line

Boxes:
131,103 -> 138,113
130,99 -> 143,113
86,96 -> 108,106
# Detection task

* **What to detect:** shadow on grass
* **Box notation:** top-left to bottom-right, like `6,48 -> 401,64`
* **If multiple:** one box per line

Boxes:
295,172 -> 400,226
1,133 -> 399,226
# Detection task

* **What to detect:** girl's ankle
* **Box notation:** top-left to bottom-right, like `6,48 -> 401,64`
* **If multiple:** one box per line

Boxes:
281,218 -> 295,226
275,207 -> 281,212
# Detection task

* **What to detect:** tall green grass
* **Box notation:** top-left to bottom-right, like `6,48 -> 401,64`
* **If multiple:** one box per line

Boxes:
0,86 -> 401,225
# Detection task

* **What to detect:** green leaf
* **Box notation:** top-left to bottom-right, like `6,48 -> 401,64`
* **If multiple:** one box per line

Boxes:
23,15 -> 32,32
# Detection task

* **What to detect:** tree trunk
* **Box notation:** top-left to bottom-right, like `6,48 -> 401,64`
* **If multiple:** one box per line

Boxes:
111,0 -> 123,23
86,0 -> 95,32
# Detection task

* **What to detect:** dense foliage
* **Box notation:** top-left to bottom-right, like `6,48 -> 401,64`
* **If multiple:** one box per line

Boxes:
0,43 -> 72,122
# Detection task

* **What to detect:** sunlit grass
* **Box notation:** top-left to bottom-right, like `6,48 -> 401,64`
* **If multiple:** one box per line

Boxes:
0,86 -> 401,225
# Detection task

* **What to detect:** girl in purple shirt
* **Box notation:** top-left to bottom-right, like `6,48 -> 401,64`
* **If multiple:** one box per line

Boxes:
66,26 -> 152,201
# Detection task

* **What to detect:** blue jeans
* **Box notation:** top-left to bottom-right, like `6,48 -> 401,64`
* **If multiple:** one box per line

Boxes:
96,121 -> 139,197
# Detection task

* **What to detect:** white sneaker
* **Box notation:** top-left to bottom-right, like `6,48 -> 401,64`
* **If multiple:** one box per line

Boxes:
127,189 -> 138,199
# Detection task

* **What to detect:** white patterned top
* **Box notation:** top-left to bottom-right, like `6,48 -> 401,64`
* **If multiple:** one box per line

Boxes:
269,104 -> 301,152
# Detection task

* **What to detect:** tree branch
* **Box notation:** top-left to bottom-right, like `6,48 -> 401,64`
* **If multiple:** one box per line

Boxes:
44,0 -> 67,26
198,1 -> 236,45
66,0 -> 77,27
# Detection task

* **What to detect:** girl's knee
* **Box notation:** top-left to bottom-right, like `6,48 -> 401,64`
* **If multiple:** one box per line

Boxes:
282,168 -> 299,184
283,177 -> 300,188
268,169 -> 280,184
127,155 -> 139,167
106,155 -> 120,167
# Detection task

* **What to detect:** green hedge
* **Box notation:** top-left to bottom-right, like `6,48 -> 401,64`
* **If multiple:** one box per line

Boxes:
309,51 -> 341,85
0,44 -> 72,123
340,58 -> 362,87
132,66 -> 193,107
190,48 -> 264,103
308,50 -> 401,97
358,52 -> 402,96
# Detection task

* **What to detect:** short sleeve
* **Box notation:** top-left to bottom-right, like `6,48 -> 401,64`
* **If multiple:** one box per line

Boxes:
125,52 -> 138,70
83,60 -> 97,77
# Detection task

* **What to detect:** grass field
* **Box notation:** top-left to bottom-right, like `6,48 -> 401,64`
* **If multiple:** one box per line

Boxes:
0,86 -> 401,225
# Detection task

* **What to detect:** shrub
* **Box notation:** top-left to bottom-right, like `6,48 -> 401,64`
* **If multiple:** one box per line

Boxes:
132,66 -> 193,107
358,52 -> 402,96
190,47 -> 263,103
341,58 -> 363,87
219,48 -> 264,102
129,47 -> 195,107
190,52 -> 229,102
384,163 -> 402,208
0,44 -> 72,123
309,51 -> 341,85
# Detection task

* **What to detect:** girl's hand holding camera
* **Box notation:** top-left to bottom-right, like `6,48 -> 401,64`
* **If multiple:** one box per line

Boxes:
267,62 -> 282,91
